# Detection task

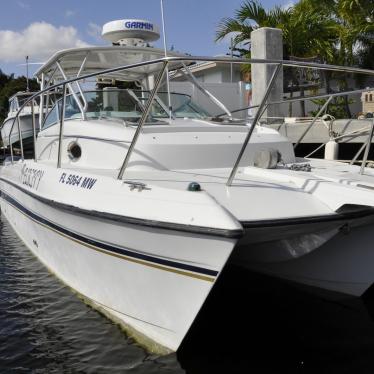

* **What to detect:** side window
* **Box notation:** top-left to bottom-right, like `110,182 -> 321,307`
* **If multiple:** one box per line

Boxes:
43,102 -> 60,129
64,95 -> 81,119
9,99 -> 15,113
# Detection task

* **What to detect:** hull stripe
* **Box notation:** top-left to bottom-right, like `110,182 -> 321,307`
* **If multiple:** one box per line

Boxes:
0,190 -> 218,282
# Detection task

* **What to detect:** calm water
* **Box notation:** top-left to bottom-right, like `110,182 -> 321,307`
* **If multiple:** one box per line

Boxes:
2,213 -> 374,373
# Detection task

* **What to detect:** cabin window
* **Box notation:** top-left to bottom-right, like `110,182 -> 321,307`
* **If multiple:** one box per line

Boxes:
9,99 -> 17,112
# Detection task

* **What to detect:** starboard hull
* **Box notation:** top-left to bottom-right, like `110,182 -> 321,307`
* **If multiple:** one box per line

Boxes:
233,219 -> 374,297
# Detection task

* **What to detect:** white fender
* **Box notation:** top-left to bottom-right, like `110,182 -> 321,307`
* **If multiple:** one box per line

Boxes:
324,140 -> 339,160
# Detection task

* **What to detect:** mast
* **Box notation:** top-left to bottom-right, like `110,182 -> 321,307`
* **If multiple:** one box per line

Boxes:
160,0 -> 172,120
26,56 -> 29,92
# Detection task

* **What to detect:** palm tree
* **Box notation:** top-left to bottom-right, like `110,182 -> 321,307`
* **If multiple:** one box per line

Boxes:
216,0 -> 373,117
295,0 -> 374,67
295,0 -> 374,116
215,0 -> 338,116
216,1 -> 290,57
215,0 -> 336,60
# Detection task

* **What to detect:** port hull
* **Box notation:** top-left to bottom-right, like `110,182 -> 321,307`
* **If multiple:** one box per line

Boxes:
0,179 -> 235,353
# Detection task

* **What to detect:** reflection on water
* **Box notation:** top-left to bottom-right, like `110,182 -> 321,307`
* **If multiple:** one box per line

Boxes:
0,217 -> 183,373
2,213 -> 374,373
179,266 -> 374,373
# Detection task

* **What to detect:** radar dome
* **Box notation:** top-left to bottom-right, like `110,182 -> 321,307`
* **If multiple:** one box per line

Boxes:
102,19 -> 160,46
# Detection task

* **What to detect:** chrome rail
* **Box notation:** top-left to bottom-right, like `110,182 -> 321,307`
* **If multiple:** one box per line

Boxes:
305,125 -> 372,158
56,61 -> 86,120
216,87 -> 372,119
117,61 -> 168,179
57,84 -> 67,168
31,99 -> 37,162
360,118 -> 374,175
227,63 -> 283,186
6,55 -> 374,182
180,62 -> 233,119
293,95 -> 333,149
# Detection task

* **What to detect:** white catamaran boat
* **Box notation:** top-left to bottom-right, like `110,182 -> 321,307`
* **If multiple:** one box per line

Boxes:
1,91 -> 41,149
2,19 -> 374,353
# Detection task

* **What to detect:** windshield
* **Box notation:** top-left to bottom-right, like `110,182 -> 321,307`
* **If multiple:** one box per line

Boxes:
138,91 -> 210,119
17,95 -> 41,107
42,89 -> 212,128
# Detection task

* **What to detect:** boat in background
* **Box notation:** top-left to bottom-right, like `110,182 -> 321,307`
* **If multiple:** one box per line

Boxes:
1,92 -> 41,151
2,19 -> 374,353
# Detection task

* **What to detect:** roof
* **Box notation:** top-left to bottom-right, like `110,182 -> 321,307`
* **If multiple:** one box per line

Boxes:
35,46 -> 187,83
9,91 -> 37,101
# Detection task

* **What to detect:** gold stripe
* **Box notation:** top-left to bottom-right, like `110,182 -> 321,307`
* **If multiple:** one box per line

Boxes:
5,200 -> 215,282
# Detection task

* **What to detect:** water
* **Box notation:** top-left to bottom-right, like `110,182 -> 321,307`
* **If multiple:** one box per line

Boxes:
0,217 -> 183,373
2,214 -> 374,373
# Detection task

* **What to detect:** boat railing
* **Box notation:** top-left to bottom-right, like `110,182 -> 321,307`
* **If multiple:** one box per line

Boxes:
7,56 -> 374,185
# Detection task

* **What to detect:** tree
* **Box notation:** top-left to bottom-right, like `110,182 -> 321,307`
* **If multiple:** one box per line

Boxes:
215,0 -> 374,118
215,0 -> 337,116
294,0 -> 374,67
215,0 -> 336,60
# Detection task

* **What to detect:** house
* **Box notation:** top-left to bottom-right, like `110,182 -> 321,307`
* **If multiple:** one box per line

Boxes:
362,90 -> 374,113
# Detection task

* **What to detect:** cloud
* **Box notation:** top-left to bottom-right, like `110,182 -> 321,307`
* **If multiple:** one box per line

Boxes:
65,10 -> 76,17
87,22 -> 102,42
0,22 -> 90,63
17,1 -> 29,9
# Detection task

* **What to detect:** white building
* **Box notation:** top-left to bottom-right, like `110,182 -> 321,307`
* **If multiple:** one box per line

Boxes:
362,90 -> 374,114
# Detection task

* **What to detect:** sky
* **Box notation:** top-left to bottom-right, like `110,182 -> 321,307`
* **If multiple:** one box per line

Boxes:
0,0 -> 292,77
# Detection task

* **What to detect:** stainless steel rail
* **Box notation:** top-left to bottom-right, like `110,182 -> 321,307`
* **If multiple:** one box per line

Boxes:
16,116 -> 24,160
294,95 -> 333,149
216,87 -> 372,119
56,61 -> 86,120
227,63 -> 283,186
57,84 -> 67,168
305,126 -> 371,158
360,118 -> 374,175
31,99 -> 37,162
6,55 -> 374,182
180,62 -> 232,119
117,61 -> 168,179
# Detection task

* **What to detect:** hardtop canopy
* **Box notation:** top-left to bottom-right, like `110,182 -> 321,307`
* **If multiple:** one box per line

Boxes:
35,46 -> 187,83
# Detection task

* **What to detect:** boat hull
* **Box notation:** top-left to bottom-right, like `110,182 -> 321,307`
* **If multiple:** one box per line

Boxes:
1,115 -> 40,148
232,218 -> 374,297
0,175 -> 236,353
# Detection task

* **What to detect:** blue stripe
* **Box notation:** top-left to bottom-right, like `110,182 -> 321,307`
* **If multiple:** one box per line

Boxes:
0,190 -> 218,278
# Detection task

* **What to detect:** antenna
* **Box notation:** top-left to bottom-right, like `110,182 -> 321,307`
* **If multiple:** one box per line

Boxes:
160,0 -> 172,120
26,56 -> 29,92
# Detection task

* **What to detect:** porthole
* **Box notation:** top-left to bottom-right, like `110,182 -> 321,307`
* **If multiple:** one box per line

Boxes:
67,142 -> 82,160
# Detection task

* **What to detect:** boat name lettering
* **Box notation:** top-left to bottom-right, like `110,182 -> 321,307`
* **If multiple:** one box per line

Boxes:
20,165 -> 45,190
59,173 -> 97,190
124,21 -> 153,31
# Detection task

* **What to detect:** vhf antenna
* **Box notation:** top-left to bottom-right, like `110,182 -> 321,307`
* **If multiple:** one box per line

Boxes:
160,0 -> 172,121
26,55 -> 29,92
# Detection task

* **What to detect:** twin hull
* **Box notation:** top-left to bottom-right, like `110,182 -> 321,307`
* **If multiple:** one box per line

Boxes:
3,160 -> 374,352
